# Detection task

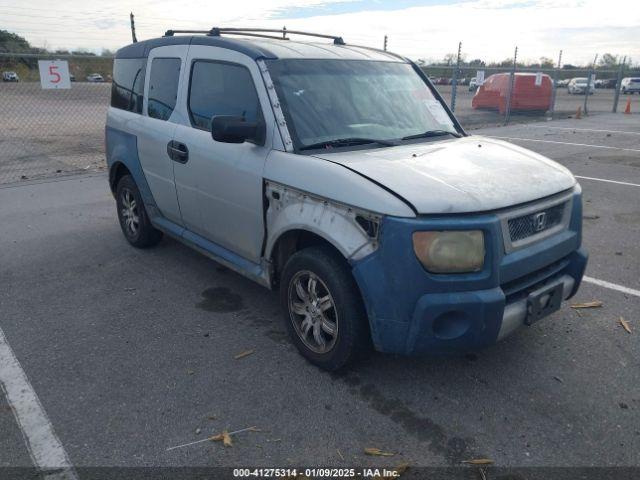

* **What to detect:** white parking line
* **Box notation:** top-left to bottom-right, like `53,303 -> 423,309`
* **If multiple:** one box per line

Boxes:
491,136 -> 640,153
0,327 -> 77,480
527,125 -> 640,135
583,276 -> 640,298
575,176 -> 640,187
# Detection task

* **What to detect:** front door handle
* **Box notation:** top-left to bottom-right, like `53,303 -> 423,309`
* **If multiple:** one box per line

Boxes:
167,141 -> 189,164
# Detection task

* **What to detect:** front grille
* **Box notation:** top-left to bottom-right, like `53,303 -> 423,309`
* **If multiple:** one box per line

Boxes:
502,255 -> 571,302
508,202 -> 566,242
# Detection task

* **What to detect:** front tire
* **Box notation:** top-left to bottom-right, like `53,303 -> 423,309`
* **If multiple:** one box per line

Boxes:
116,175 -> 162,248
280,246 -> 370,371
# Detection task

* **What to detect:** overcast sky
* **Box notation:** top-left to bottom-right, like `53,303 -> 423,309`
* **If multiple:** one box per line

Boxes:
1,0 -> 638,65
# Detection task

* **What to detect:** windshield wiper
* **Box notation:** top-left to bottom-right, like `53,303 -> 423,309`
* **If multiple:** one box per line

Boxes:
401,130 -> 462,141
299,137 -> 397,151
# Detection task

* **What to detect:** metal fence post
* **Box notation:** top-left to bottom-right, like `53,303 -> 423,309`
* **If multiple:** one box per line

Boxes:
583,53 -> 597,115
549,50 -> 562,119
450,42 -> 462,112
504,46 -> 518,125
613,56 -> 626,113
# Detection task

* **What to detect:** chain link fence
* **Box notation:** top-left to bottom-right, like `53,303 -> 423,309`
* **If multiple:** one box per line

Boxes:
422,62 -> 640,129
0,53 -> 112,184
1,50 -> 639,185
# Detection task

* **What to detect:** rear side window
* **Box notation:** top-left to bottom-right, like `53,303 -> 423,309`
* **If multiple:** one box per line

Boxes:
148,58 -> 181,121
188,61 -> 261,131
111,58 -> 146,113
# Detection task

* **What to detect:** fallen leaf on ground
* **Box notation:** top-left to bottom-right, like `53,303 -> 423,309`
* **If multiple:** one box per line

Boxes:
186,369 -> 195,375
394,463 -> 410,475
364,447 -> 395,457
209,430 -> 233,447
336,449 -> 344,461
619,317 -> 632,334
462,458 -> 494,465
570,301 -> 603,309
234,349 -> 255,359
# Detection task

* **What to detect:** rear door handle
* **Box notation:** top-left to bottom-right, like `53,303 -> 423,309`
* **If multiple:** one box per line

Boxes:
167,140 -> 189,163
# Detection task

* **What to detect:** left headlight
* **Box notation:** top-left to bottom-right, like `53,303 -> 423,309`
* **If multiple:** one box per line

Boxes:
412,230 -> 485,273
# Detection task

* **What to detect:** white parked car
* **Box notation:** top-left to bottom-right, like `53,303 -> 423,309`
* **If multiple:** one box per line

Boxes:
620,77 -> 640,94
468,77 -> 479,91
2,71 -> 20,82
105,27 -> 587,370
86,73 -> 104,82
567,78 -> 595,95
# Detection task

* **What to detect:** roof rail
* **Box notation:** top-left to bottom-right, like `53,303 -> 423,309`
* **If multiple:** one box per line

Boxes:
164,27 -> 345,45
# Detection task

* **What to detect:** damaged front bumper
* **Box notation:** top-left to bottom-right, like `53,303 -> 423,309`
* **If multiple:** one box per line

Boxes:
351,188 -> 587,356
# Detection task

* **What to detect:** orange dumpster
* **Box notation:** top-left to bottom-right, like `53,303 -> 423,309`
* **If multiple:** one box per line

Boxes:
472,73 -> 553,114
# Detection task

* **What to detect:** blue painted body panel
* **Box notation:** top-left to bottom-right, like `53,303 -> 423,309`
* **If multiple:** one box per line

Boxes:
352,188 -> 587,355
105,126 -> 156,208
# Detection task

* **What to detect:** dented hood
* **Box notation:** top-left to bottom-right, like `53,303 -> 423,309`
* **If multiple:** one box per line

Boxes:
312,136 -> 576,214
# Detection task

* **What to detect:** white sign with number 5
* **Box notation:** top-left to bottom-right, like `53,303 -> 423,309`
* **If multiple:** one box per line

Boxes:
38,60 -> 71,89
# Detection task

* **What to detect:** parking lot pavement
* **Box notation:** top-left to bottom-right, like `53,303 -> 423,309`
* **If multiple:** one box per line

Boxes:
1,114 -> 639,474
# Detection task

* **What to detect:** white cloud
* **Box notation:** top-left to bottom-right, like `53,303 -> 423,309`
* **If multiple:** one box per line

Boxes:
2,0 -> 638,65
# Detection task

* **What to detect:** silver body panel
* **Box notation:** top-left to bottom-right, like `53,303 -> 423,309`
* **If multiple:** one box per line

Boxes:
264,182 -> 379,262
171,46 -> 276,263
263,150 -> 415,218
137,45 -> 190,225
312,136 -> 576,214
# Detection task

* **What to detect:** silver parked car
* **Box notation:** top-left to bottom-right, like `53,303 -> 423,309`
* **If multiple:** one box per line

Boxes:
106,28 -> 587,370
86,73 -> 104,82
567,77 -> 595,94
620,77 -> 640,94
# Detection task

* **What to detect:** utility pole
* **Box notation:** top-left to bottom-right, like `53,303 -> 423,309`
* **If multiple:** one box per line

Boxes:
549,49 -> 562,117
450,41 -> 462,112
383,35 -> 387,51
130,12 -> 138,43
613,55 -> 626,113
583,53 -> 597,115
504,46 -> 518,125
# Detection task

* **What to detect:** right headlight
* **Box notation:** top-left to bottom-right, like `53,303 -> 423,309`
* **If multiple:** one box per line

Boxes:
412,230 -> 485,273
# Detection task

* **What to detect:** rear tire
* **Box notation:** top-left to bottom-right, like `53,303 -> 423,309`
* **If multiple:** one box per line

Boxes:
115,175 -> 162,248
280,246 -> 370,371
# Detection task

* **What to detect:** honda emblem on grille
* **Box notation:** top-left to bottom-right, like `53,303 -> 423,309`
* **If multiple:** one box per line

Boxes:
533,212 -> 547,232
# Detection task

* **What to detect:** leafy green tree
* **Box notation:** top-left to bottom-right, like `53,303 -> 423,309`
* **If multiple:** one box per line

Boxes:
598,53 -> 618,68
0,30 -> 31,53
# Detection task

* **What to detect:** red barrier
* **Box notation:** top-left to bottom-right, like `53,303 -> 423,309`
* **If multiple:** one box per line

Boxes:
472,73 -> 553,114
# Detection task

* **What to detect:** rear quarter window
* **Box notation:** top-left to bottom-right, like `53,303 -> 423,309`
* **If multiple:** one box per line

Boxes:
148,58 -> 181,121
111,58 -> 146,113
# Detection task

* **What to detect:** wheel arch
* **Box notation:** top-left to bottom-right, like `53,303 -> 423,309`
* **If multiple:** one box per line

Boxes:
267,228 -> 348,287
109,161 -> 131,195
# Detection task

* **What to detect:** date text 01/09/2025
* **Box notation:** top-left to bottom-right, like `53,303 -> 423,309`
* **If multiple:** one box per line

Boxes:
233,467 -> 404,478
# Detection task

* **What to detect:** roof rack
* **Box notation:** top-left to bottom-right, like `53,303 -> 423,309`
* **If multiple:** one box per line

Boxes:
164,27 -> 345,45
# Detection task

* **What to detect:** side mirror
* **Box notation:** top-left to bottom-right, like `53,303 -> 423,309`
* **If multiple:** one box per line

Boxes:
211,115 -> 263,144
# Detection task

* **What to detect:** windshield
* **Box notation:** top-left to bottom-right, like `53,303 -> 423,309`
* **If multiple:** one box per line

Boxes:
267,59 -> 457,150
